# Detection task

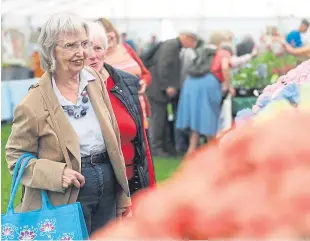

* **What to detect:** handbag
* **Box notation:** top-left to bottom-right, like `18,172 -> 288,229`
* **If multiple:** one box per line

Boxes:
1,153 -> 89,240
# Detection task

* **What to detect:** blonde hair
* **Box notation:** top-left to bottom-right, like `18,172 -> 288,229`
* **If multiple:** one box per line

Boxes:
96,17 -> 120,44
222,30 -> 233,41
208,31 -> 227,46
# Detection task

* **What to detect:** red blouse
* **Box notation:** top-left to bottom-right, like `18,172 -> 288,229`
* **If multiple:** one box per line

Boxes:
211,48 -> 232,82
106,77 -> 137,179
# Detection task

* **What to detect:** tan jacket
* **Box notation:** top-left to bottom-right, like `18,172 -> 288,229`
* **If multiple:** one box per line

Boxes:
5,66 -> 131,212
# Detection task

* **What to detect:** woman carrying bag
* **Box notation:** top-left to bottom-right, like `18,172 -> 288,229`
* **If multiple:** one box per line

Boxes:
5,13 -> 131,236
2,154 -> 88,240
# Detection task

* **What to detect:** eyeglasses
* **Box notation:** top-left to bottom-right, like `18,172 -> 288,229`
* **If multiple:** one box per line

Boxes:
57,40 -> 93,52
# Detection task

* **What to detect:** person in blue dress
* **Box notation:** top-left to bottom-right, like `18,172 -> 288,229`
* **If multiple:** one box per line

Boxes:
176,32 -> 235,155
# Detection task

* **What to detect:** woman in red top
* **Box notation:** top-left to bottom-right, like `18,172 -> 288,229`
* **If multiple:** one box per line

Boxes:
86,21 -> 155,199
97,17 -> 152,131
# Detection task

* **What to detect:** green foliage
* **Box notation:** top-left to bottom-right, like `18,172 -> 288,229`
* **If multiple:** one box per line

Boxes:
232,51 -> 297,89
1,63 -> 9,68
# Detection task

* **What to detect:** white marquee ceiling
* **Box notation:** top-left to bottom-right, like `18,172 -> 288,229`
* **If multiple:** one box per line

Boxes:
1,0 -> 310,28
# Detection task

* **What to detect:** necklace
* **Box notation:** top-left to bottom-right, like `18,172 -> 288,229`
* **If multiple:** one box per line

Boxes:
62,87 -> 89,119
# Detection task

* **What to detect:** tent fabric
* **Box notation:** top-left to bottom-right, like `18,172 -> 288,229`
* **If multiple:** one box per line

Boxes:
2,0 -> 310,28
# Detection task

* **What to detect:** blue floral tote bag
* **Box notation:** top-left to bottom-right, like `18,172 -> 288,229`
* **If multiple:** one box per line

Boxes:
1,153 -> 89,241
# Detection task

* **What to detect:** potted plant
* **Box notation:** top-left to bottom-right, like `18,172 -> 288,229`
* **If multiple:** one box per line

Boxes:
284,55 -> 297,72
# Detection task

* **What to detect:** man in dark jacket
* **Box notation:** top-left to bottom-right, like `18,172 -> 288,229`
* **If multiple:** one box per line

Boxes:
147,32 -> 198,157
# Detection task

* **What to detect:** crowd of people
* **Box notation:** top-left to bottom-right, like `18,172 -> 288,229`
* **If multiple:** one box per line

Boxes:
30,17 -> 310,158
5,12 -> 310,238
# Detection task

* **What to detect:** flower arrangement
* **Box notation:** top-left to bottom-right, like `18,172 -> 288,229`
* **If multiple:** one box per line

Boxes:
92,107 -> 310,239
232,51 -> 298,91
235,59 -> 310,125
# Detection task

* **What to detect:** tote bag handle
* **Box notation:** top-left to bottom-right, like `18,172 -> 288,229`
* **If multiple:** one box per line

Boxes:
10,153 -> 35,196
7,155 -> 53,215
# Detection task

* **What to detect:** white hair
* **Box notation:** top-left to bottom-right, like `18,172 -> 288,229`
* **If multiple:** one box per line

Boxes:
87,21 -> 108,51
38,13 -> 89,72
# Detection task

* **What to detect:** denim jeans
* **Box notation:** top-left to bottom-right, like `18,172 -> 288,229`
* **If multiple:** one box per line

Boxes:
77,161 -> 117,235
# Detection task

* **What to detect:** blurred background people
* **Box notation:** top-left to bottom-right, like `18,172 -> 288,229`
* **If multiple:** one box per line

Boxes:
236,35 -> 255,56
286,19 -> 309,48
176,31 -> 234,155
146,32 -> 198,157
285,41 -> 310,57
121,32 -> 137,52
143,35 -> 158,54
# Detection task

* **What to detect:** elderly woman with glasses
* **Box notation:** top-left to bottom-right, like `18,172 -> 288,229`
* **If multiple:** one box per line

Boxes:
5,13 -> 131,235
85,21 -> 155,196
97,18 -> 153,136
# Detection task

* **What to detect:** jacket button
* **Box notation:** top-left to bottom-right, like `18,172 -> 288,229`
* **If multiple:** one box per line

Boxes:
120,89 -> 123,93
115,86 -> 119,89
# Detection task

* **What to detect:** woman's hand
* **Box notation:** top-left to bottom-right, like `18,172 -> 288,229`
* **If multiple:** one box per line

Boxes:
251,46 -> 258,57
166,87 -> 177,98
138,80 -> 147,94
229,86 -> 236,97
62,168 -> 85,189
222,85 -> 236,97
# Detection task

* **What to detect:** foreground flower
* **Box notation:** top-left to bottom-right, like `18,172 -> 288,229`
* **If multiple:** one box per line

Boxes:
235,108 -> 254,125
91,110 -> 310,239
272,82 -> 300,105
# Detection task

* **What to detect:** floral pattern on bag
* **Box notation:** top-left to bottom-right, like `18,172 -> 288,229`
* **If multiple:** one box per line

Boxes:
1,224 -> 16,240
57,233 -> 74,241
38,219 -> 56,238
18,226 -> 37,241
1,219 -> 75,241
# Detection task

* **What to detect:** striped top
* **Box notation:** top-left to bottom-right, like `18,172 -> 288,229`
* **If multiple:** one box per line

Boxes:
105,43 -> 152,128
104,44 -> 142,77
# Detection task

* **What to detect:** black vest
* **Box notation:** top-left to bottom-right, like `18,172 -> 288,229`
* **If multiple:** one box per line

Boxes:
104,63 -> 151,193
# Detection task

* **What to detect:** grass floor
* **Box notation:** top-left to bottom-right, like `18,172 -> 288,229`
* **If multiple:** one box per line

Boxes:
1,123 -> 181,212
